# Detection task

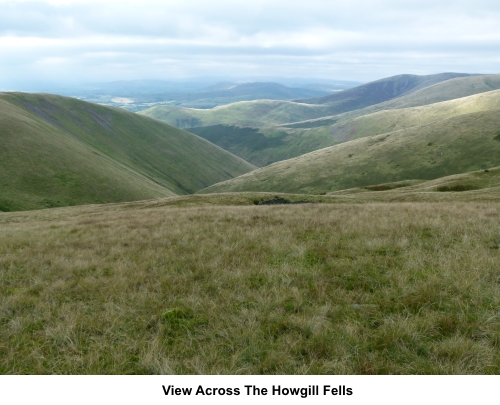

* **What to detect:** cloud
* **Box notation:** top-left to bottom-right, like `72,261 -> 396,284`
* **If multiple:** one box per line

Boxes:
0,0 -> 499,87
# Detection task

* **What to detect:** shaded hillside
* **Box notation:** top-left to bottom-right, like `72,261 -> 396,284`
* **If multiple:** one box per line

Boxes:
189,124 -> 335,167
0,93 -> 255,211
296,73 -> 472,108
199,108 -> 500,195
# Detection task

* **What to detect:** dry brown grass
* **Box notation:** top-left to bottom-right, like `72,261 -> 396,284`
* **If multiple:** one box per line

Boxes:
1,199 -> 499,374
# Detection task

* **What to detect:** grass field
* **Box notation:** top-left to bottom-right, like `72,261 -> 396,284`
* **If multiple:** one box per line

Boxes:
1,195 -> 499,374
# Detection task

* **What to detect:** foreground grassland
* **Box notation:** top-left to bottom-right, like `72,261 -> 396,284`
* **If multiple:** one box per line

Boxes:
1,198 -> 499,374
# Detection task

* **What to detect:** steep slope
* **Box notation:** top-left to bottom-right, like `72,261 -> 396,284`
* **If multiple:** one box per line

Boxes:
199,108 -> 500,195
0,93 -> 255,211
296,73 -> 473,107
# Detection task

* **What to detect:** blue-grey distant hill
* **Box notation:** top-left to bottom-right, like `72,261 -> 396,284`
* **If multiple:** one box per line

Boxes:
43,80 -> 344,110
297,73 -> 476,112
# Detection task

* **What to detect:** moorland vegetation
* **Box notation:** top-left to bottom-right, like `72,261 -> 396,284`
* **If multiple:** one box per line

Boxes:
1,196 -> 499,373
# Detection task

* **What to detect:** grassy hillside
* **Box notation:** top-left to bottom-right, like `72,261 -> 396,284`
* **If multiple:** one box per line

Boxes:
199,108 -> 500,195
276,74 -> 500,134
297,72 -> 472,107
326,88 -> 500,143
1,195 -> 499,374
0,93 -> 255,211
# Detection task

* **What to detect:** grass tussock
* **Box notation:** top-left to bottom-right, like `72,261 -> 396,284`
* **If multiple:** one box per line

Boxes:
1,201 -> 500,374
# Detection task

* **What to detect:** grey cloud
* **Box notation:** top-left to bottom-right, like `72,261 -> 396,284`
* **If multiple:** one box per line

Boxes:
0,0 -> 499,87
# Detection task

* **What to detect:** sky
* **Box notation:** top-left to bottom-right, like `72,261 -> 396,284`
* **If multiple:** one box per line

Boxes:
1,0 -> 500,89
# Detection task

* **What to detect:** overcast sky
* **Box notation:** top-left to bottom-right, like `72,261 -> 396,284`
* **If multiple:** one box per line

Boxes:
1,0 -> 499,88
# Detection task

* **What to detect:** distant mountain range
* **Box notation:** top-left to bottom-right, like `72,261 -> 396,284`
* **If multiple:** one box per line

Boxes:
30,79 -> 362,111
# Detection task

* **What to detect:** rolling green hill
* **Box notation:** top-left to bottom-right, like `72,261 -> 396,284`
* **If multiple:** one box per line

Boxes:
188,89 -> 500,166
0,92 -> 255,211
198,108 -> 500,195
139,99 -> 339,129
